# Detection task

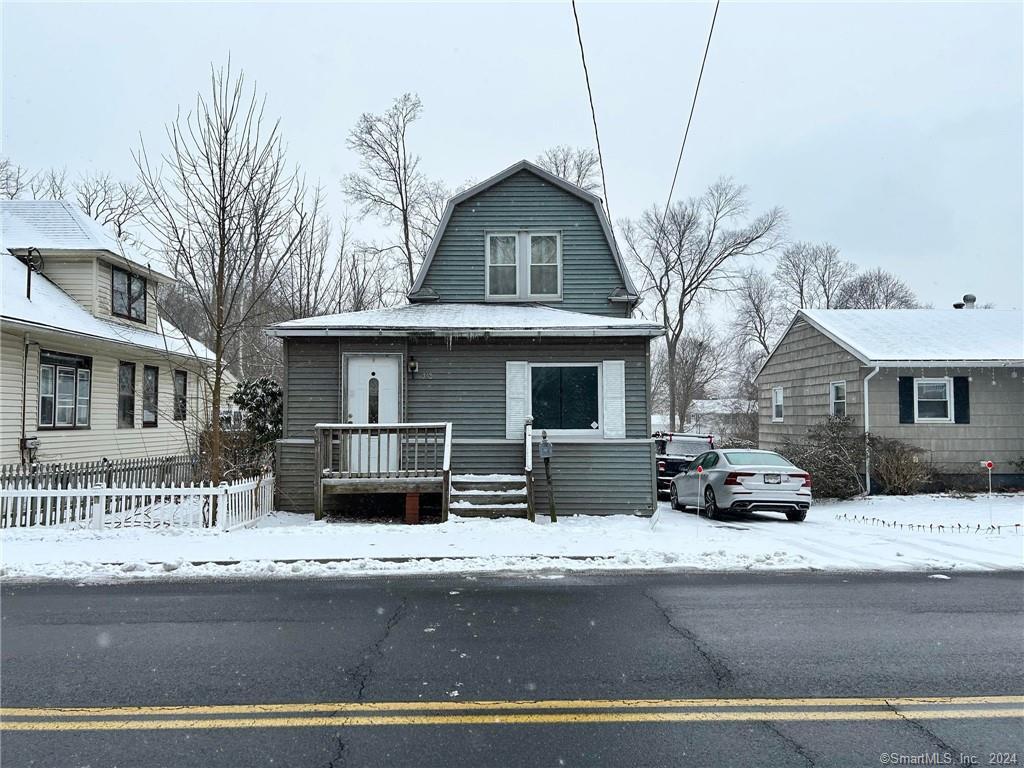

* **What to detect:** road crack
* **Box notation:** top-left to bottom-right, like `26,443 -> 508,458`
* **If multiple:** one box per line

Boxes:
348,597 -> 408,702
763,722 -> 817,767
326,733 -> 347,768
643,590 -> 733,687
884,699 -> 963,758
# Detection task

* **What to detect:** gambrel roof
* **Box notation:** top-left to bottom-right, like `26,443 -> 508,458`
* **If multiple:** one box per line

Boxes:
409,159 -> 639,298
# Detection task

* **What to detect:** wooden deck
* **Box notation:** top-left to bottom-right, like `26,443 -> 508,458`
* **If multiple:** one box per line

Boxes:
313,423 -> 452,521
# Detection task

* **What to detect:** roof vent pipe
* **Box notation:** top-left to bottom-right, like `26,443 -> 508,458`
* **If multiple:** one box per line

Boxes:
962,294 -> 977,309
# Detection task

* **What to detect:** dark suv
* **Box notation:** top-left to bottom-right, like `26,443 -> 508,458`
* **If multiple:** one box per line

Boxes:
654,432 -> 715,499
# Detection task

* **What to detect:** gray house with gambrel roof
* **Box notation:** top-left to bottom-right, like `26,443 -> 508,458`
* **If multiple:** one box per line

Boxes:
269,160 -> 663,520
756,308 -> 1024,489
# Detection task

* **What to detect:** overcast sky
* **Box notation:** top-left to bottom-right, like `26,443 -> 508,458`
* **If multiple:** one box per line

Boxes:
3,1 -> 1021,309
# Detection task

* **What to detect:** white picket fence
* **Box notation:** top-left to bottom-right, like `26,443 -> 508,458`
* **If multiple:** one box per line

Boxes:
0,475 -> 274,532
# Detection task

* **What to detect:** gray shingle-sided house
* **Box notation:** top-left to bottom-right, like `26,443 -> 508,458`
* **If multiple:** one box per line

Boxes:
756,307 -> 1024,489
268,160 -> 664,520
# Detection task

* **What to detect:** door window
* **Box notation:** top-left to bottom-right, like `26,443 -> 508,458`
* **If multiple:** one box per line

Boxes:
367,376 -> 380,424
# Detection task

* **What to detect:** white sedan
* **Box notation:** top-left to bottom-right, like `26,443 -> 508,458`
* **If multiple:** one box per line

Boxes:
669,449 -> 812,522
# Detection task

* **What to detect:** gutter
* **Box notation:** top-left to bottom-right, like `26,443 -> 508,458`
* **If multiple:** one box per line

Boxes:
266,327 -> 665,339
862,366 -> 880,495
1,317 -> 212,362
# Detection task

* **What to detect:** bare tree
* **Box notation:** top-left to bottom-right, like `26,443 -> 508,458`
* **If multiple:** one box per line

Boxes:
1,157 -> 31,199
774,242 -> 818,310
731,267 -> 783,357
623,179 -> 785,429
276,188 -> 339,320
650,325 -> 730,429
809,242 -> 856,309
340,241 -> 394,313
536,145 -> 600,192
833,267 -> 919,309
74,172 -> 148,243
342,93 -> 426,289
29,167 -> 70,200
135,62 -> 306,492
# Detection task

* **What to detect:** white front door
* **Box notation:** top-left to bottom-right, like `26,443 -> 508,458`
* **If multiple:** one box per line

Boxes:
346,356 -> 401,473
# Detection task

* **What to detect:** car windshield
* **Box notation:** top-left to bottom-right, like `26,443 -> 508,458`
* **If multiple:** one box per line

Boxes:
661,439 -> 709,456
723,451 -> 794,467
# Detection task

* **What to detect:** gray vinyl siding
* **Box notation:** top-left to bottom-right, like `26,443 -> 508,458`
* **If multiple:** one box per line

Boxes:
864,366 -> 1024,475
275,335 -> 656,515
407,337 -> 649,439
419,170 -> 628,317
755,320 -> 863,451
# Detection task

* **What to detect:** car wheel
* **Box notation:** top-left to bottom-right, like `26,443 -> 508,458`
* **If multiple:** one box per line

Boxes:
670,483 -> 683,511
703,487 -> 718,520
786,510 -> 807,522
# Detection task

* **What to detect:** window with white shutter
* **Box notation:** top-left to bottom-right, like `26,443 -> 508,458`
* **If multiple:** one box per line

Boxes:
602,360 -> 626,438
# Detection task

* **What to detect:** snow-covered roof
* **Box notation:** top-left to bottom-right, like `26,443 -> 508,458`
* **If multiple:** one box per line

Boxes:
2,253 -> 212,361
408,160 -> 639,300
267,302 -> 663,338
0,200 -> 172,280
797,309 -> 1024,365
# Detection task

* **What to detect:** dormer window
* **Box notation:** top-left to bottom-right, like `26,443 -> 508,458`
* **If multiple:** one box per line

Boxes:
112,265 -> 147,323
486,231 -> 561,301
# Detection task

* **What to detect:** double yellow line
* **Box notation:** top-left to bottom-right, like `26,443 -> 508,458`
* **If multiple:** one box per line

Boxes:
2,695 -> 1020,732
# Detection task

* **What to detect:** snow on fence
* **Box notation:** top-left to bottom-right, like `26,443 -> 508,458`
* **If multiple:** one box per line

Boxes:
0,475 -> 274,532
0,455 -> 196,491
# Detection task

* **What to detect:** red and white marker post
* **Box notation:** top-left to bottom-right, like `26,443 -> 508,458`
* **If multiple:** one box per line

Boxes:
696,465 -> 704,519
981,460 -> 995,523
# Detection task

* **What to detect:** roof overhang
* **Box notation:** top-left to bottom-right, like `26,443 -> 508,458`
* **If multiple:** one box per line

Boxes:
268,326 -> 664,339
1,316 -> 212,361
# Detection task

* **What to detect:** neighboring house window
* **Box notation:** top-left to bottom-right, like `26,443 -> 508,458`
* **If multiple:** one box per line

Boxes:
830,381 -> 847,418
486,234 -> 518,297
118,362 -> 136,428
173,370 -> 188,421
111,266 -> 147,323
486,231 -> 562,300
528,233 -> 561,298
530,364 -> 600,433
38,351 -> 91,429
914,377 -> 952,423
772,387 -> 784,422
143,366 -> 159,427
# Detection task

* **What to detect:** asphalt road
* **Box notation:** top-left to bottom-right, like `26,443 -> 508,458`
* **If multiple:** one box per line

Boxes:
2,571 -> 1022,767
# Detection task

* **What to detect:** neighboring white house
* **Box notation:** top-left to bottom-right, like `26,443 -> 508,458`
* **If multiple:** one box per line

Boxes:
0,200 -> 214,465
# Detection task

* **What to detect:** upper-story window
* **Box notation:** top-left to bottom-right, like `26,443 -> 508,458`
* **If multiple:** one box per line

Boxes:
112,266 -> 147,323
486,231 -> 561,301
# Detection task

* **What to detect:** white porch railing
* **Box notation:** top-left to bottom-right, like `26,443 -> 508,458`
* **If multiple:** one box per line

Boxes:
0,475 -> 274,531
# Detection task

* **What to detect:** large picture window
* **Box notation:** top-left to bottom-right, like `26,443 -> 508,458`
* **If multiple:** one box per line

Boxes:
112,266 -> 147,323
118,362 -> 136,429
143,366 -> 159,428
38,351 -> 91,429
173,370 -> 188,421
530,364 -> 600,432
914,377 -> 952,423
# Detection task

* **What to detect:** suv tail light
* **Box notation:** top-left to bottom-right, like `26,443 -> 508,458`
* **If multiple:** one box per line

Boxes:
724,472 -> 755,486
657,461 -> 666,473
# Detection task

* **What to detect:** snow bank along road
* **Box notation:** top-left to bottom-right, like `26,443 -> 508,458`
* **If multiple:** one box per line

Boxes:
1,493 -> 1021,582
1,572 -> 1021,767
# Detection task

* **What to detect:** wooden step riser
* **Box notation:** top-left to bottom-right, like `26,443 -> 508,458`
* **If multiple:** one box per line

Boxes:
451,482 -> 527,493
451,493 -> 527,506
450,507 -> 529,518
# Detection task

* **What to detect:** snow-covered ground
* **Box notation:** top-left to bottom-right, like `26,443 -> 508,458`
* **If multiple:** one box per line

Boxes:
1,494 -> 1021,584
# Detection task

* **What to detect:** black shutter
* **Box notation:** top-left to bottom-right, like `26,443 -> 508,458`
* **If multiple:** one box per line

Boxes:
953,377 -> 970,424
898,377 -> 915,424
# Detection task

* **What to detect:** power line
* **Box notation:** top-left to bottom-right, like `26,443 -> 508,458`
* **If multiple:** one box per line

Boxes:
571,0 -> 612,222
661,0 -> 721,223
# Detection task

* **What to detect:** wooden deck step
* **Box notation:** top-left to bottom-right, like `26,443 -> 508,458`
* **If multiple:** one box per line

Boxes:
450,502 -> 529,519
450,491 -> 527,506
450,474 -> 527,493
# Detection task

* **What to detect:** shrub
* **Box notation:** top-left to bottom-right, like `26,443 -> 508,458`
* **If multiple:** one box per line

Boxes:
779,416 -> 866,499
867,435 -> 932,495
231,377 -> 283,446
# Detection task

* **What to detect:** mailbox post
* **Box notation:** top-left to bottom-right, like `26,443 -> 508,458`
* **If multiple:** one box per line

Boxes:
540,431 -> 557,522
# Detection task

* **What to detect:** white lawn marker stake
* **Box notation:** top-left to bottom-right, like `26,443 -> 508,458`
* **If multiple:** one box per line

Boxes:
981,460 -> 994,524
696,465 -> 704,519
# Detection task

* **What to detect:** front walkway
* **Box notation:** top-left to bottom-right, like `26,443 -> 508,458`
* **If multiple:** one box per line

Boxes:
1,494 -> 1021,583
